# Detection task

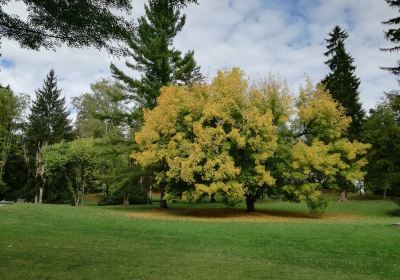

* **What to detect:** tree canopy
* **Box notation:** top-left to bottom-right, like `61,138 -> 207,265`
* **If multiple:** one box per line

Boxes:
134,68 -> 370,213
364,92 -> 400,197
26,69 -> 72,150
0,85 -> 29,193
0,0 -> 198,52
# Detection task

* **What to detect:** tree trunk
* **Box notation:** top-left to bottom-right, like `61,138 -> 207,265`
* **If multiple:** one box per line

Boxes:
38,186 -> 43,204
35,145 -> 46,204
383,188 -> 388,200
123,192 -> 130,206
160,188 -> 168,209
339,189 -> 348,202
210,193 -> 216,203
246,196 -> 255,212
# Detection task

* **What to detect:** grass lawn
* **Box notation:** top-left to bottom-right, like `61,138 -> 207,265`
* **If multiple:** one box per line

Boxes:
1,198 -> 399,279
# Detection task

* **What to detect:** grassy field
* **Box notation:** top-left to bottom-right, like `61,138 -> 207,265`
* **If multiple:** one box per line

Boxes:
1,198 -> 399,280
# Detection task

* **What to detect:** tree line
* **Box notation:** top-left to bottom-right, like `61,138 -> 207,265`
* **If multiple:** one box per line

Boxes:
0,0 -> 399,213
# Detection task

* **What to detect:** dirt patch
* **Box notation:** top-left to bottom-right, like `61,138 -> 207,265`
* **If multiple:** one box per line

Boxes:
122,207 -> 360,223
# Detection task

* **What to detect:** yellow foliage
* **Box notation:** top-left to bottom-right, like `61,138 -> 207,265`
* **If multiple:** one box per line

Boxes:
296,83 -> 351,141
134,69 -> 371,208
134,68 -> 278,206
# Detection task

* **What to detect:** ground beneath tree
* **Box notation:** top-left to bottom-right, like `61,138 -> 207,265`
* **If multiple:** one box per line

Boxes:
122,207 -> 361,222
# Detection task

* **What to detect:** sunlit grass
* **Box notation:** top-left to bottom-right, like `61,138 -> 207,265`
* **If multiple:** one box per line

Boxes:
0,198 -> 399,280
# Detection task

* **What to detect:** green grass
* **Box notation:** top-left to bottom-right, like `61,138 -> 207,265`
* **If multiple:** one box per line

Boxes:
0,198 -> 399,280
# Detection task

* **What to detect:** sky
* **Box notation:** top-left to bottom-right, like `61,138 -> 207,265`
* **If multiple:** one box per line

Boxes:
0,0 -> 398,112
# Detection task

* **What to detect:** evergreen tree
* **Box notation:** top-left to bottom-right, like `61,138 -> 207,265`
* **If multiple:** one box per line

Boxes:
25,69 -> 72,203
110,0 -> 203,118
321,26 -> 365,141
381,0 -> 400,75
26,69 -> 72,149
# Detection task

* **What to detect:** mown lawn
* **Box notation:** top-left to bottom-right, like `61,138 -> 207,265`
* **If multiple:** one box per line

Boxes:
0,198 -> 399,280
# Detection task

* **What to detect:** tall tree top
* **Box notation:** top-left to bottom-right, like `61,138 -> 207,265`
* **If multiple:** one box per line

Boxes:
111,0 -> 203,122
27,69 -> 72,149
324,25 -> 348,57
322,25 -> 364,141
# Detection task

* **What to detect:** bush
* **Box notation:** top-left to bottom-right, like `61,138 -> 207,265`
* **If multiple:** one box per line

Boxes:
388,197 -> 400,216
99,185 -> 149,206
306,197 -> 329,216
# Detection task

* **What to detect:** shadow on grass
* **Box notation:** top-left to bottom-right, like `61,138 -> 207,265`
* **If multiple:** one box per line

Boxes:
156,207 -> 314,219
112,205 -> 358,222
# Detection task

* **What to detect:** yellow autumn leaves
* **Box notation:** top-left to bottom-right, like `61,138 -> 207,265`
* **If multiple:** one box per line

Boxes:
133,68 -> 370,210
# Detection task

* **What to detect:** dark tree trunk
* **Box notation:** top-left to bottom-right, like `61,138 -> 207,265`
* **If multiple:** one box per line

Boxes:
160,188 -> 168,209
246,196 -> 255,212
210,193 -> 216,203
383,188 -> 388,200
339,189 -> 348,202
123,192 -> 130,206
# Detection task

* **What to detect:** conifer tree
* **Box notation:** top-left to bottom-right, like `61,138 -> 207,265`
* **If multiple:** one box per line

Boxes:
111,0 -> 203,117
27,69 -> 72,149
381,0 -> 400,75
26,69 -> 72,203
321,26 -> 365,141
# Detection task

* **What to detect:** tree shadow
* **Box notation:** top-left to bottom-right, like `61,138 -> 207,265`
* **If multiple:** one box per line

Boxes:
149,207 -> 314,220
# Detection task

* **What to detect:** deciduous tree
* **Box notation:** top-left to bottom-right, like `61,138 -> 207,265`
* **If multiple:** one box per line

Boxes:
135,69 -> 371,213
287,83 -> 370,206
135,69 -> 278,212
364,92 -> 400,198
0,85 -> 29,194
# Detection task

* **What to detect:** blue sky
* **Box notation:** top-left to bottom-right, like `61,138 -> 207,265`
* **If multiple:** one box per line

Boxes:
0,0 -> 398,112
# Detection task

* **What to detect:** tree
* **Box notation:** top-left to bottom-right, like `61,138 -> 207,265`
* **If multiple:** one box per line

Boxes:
25,69 -> 72,203
381,0 -> 400,75
43,138 -> 97,206
135,69 -> 278,212
110,0 -> 203,115
286,83 -> 370,208
72,80 -> 149,206
321,26 -> 365,141
0,85 -> 29,195
26,69 -> 72,149
364,92 -> 400,198
72,80 -> 133,138
111,0 -> 203,208
0,0 -> 197,51
135,69 -> 371,213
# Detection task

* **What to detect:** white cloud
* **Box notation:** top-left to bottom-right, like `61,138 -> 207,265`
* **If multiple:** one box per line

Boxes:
0,0 -> 398,113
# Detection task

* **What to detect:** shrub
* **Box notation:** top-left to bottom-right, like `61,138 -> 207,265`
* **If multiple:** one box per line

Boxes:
306,197 -> 329,216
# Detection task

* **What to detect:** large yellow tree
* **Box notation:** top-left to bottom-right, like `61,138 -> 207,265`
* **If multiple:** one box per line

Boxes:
135,68 -> 278,211
135,69 -> 370,213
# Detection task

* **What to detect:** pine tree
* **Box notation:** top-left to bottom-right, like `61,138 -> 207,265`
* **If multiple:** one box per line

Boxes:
26,69 -> 72,203
27,69 -> 72,149
321,26 -> 365,141
381,0 -> 400,75
110,0 -> 203,114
